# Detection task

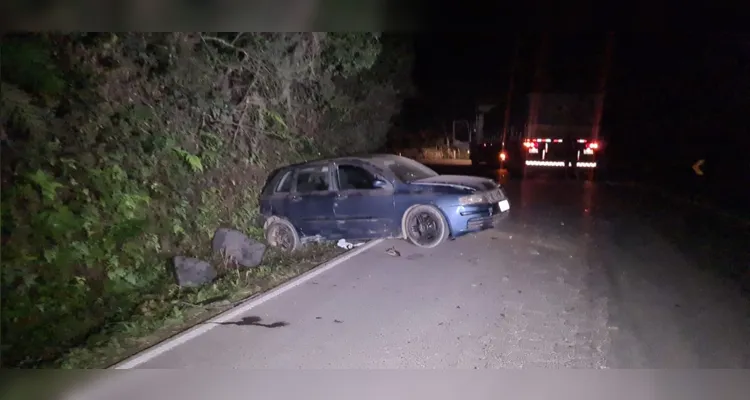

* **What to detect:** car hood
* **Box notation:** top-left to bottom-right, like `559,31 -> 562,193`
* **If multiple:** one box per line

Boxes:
411,175 -> 498,192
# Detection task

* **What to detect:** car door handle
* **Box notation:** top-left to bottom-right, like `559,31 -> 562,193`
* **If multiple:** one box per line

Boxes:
336,193 -> 348,199
290,195 -> 302,202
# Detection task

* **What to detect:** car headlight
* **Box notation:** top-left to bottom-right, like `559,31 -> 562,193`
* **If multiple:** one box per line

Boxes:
458,194 -> 486,205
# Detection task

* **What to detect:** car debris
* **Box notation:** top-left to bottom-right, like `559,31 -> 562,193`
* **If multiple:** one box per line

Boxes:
336,238 -> 364,250
385,247 -> 401,257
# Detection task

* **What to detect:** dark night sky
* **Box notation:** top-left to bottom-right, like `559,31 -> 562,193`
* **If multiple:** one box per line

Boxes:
408,32 -> 750,172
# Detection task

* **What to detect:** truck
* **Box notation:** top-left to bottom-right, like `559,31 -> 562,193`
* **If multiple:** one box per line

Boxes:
469,34 -> 614,179
514,92 -> 604,177
467,104 -> 508,169
449,104 -> 503,165
467,93 -> 606,178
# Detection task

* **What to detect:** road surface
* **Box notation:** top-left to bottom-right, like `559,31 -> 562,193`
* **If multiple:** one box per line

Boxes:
69,163 -> 750,397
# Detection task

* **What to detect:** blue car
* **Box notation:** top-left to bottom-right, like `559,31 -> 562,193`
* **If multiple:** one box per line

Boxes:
258,154 -> 510,251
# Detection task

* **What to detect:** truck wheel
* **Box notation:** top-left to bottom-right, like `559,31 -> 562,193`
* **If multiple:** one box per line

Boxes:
401,205 -> 450,249
264,217 -> 301,252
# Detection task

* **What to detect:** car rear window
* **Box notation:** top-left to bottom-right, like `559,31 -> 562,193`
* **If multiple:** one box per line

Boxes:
275,170 -> 294,193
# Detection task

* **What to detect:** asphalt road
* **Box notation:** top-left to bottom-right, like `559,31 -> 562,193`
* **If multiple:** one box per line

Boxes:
68,162 -> 750,398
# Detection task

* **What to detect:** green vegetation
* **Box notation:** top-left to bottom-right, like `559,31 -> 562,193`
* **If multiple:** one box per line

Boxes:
0,32 -> 413,368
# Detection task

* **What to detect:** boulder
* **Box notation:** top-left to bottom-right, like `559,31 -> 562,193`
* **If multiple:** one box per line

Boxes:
212,228 -> 266,268
173,256 -> 216,287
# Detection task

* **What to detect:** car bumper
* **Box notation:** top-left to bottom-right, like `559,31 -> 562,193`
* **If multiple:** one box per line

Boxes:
444,202 -> 510,236
465,210 -> 510,231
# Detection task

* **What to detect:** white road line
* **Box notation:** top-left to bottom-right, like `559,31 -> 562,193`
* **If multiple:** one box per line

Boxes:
111,239 -> 385,369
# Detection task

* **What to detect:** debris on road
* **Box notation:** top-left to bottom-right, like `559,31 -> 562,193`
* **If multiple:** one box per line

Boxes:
385,247 -> 401,257
336,238 -> 364,250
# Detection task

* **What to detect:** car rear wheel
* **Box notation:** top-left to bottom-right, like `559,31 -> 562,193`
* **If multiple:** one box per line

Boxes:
402,205 -> 449,249
264,218 -> 301,252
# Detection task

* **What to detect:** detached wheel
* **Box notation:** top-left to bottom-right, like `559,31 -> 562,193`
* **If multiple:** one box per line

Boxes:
402,205 -> 450,249
264,218 -> 301,252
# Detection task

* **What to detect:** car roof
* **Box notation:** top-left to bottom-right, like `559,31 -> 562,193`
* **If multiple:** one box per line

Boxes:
283,154 -> 412,169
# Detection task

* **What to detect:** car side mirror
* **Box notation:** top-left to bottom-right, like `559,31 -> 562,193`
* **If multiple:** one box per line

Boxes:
372,179 -> 387,189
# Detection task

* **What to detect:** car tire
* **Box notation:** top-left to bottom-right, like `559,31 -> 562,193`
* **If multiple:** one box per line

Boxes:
264,217 -> 301,253
401,204 -> 450,249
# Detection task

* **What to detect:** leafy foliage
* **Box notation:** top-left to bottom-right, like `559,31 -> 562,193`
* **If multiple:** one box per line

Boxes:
0,32 -> 412,367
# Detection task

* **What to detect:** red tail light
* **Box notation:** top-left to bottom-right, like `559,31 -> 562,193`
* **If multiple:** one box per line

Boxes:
523,141 -> 536,148
587,142 -> 599,150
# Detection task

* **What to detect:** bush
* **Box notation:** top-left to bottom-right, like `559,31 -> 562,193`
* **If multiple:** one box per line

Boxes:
0,32 -> 413,367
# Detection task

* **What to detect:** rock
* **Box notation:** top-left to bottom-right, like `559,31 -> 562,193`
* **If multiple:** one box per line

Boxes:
173,256 -> 216,287
212,228 -> 266,268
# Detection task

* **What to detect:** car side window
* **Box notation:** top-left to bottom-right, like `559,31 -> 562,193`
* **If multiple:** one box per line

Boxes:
295,165 -> 331,193
337,164 -> 378,190
275,170 -> 294,193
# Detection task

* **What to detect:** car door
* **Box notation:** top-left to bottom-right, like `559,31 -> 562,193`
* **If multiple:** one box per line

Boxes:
285,163 -> 337,237
266,168 -> 295,217
332,162 -> 396,239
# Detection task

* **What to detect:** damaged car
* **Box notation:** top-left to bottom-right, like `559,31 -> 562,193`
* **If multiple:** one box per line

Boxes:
258,154 -> 510,252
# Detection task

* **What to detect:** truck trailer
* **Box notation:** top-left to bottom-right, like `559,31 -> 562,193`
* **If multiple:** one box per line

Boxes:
516,92 -> 604,177
471,33 -> 614,179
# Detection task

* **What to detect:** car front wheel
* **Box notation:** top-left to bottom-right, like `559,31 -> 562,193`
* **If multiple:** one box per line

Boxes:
402,205 -> 450,249
264,218 -> 301,252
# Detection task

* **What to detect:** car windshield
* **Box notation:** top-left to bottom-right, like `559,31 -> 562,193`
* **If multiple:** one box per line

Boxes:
382,157 -> 438,183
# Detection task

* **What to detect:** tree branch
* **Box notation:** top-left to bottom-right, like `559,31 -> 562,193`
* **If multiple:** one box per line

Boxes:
200,34 -> 250,61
